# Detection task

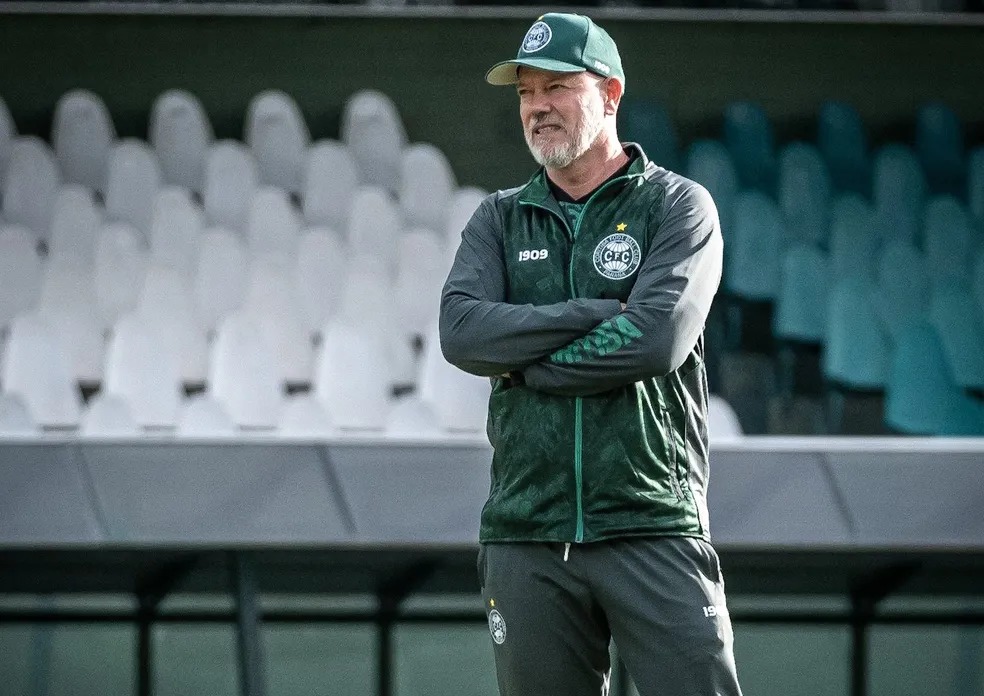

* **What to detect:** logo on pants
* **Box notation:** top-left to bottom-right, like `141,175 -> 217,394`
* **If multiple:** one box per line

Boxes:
488,609 -> 507,644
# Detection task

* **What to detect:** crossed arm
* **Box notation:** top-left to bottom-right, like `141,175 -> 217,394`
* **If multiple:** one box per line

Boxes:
439,185 -> 723,395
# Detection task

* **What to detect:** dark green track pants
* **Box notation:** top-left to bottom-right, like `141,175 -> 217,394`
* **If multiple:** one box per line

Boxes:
478,537 -> 743,696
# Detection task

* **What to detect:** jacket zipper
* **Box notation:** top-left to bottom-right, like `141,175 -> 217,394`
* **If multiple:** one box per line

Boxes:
523,172 -> 642,545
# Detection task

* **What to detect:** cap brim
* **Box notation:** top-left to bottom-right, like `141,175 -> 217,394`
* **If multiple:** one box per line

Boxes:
485,57 -> 586,86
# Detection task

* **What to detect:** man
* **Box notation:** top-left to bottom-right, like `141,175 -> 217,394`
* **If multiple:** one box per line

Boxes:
439,12 -> 742,696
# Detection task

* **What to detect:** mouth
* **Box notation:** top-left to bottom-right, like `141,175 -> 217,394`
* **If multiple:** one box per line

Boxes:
530,123 -> 563,137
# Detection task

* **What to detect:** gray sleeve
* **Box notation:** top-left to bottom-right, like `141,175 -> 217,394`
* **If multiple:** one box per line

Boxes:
522,183 -> 723,396
439,197 -> 623,377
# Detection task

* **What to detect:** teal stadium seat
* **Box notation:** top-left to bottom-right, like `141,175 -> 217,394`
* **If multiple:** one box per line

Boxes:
725,191 -> 784,301
968,146 -> 984,233
928,281 -> 984,391
872,144 -> 927,247
773,243 -> 829,343
684,139 -> 738,239
915,101 -> 965,196
884,321 -> 984,435
817,100 -> 870,196
618,96 -> 680,173
875,242 -> 930,342
829,194 -> 879,281
723,101 -> 776,194
923,195 -> 975,287
778,142 -> 831,247
823,276 -> 890,390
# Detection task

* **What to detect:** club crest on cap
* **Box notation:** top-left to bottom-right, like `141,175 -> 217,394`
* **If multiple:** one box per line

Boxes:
522,21 -> 552,53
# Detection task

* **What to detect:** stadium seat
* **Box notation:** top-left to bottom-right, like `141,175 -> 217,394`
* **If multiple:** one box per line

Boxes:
194,227 -> 248,331
1,136 -> 61,239
777,142 -> 831,247
149,186 -> 204,279
0,95 -> 15,187
0,224 -> 42,331
823,277 -> 890,390
707,394 -> 743,442
51,89 -> 116,194
684,140 -> 738,239
884,321 -> 984,435
48,184 -> 103,266
149,89 -> 214,194
617,96 -> 680,173
829,194 -> 879,281
37,259 -> 104,383
103,314 -> 183,429
315,322 -> 391,431
242,260 -> 313,385
394,228 -> 447,344
875,242 -> 930,341
723,101 -> 776,194
278,394 -> 334,436
928,281 -> 984,391
79,393 -> 140,437
969,146 -> 984,233
347,186 -> 400,275
94,222 -> 147,330
923,195 -> 974,287
816,100 -> 870,196
773,243 -> 829,343
105,139 -> 162,241
341,89 -> 407,193
246,186 -> 301,264
0,393 -> 38,435
335,266 -> 396,343
0,313 -> 82,428
418,324 -> 490,434
914,101 -> 965,196
176,394 -> 238,437
444,186 -> 488,249
294,227 -> 346,334
385,395 -> 443,439
209,312 -> 283,429
203,140 -> 258,232
399,143 -> 456,232
245,89 -> 310,195
724,191 -> 784,301
301,140 -> 359,231
136,265 -> 208,384
872,144 -> 926,247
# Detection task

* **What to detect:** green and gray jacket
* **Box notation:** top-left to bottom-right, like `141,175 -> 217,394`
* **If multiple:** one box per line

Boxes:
439,145 -> 723,544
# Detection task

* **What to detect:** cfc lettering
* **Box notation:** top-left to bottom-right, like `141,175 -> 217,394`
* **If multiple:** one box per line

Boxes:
518,249 -> 549,262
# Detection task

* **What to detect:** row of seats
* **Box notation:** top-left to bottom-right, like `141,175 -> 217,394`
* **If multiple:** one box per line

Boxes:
0,315 -> 490,435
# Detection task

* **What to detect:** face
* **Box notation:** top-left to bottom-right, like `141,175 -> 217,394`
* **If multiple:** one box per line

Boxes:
517,69 -> 608,170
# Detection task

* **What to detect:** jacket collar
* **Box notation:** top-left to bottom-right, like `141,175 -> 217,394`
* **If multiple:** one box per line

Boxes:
518,142 -> 651,207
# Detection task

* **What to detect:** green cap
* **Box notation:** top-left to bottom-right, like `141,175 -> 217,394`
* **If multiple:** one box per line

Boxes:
485,13 -> 625,88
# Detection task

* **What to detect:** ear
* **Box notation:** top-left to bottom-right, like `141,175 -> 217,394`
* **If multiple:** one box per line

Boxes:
603,77 -> 624,116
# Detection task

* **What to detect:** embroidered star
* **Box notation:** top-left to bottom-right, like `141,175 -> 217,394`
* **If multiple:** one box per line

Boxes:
616,222 -> 627,232
489,599 -> 495,607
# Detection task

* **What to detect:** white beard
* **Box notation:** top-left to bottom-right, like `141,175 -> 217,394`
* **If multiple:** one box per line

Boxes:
525,100 -> 605,170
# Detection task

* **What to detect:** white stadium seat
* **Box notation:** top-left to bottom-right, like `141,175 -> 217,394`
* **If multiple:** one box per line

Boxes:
245,89 -> 310,195
294,227 -> 346,334
203,140 -> 258,232
314,322 -> 391,431
209,312 -> 283,429
708,394 -> 744,443
399,143 -> 456,232
0,393 -> 38,435
341,89 -> 406,193
52,89 -> 116,193
37,259 -> 104,383
79,393 -> 140,437
1,313 -> 82,429
385,395 -> 442,439
136,265 -> 208,384
0,95 -> 16,188
418,324 -> 490,434
149,89 -> 214,194
346,186 -> 399,275
149,186 -> 204,278
94,222 -> 148,330
0,224 -> 42,331
444,186 -> 487,249
105,138 -> 163,240
1,136 -> 61,240
278,394 -> 334,437
243,259 -> 313,384
48,184 -> 103,266
103,314 -> 183,429
247,186 -> 301,264
176,394 -> 237,437
302,140 -> 358,230
194,227 -> 249,331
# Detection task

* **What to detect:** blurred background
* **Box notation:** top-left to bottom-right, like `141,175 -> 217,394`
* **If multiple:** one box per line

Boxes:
0,1 -> 982,695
